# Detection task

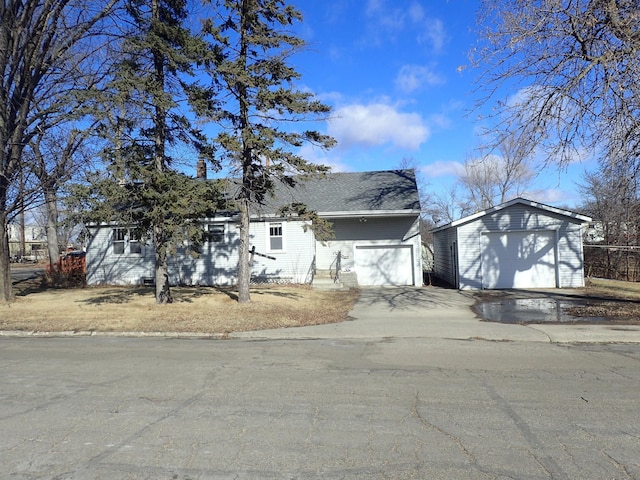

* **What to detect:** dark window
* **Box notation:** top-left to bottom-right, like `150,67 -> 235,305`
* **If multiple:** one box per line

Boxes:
207,224 -> 225,243
129,232 -> 141,254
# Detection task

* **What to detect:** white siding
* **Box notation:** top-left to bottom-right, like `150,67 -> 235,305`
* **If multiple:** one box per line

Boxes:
452,204 -> 586,289
87,220 -> 315,286
249,220 -> 315,283
86,227 -> 154,285
432,227 -> 457,287
557,224 -> 586,288
315,216 -> 422,286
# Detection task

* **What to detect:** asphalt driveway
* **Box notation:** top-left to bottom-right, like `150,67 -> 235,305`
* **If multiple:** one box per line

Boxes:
232,286 -> 640,343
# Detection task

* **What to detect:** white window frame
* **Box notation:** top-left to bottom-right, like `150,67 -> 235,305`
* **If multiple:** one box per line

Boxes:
206,223 -> 226,243
112,228 -> 142,255
113,228 -> 126,255
266,221 -> 285,253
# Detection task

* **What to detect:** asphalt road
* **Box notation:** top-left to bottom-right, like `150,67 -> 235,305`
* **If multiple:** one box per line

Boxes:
10,265 -> 44,283
1,337 -> 639,479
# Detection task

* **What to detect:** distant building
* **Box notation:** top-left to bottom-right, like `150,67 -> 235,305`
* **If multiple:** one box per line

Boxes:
8,223 -> 48,261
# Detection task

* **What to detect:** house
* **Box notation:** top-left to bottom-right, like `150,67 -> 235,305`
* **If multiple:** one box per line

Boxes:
431,198 -> 592,289
8,223 -> 48,261
85,169 -> 423,287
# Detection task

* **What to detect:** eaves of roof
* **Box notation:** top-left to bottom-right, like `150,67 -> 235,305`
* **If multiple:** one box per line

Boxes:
431,197 -> 592,233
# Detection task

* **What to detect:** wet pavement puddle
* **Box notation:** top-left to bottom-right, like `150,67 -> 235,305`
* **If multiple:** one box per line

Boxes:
475,297 -> 607,324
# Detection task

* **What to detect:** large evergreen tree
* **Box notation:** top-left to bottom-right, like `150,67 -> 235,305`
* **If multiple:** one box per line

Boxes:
199,0 -> 335,303
88,0 -> 222,304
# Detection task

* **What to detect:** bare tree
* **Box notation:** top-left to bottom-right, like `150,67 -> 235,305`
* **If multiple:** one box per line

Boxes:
426,184 -> 470,226
0,0 -> 116,301
427,132 -> 535,224
579,157 -> 640,279
474,0 -> 640,168
28,127 -> 93,272
397,157 -> 429,210
460,134 -> 536,212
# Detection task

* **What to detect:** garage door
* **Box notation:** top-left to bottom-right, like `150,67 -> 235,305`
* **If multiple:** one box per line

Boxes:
481,231 -> 557,289
354,245 -> 413,286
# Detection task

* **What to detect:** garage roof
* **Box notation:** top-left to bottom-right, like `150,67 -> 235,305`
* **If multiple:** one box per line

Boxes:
431,197 -> 592,233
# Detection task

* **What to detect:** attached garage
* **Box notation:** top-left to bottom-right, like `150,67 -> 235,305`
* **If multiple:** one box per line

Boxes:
432,198 -> 591,290
354,245 -> 414,286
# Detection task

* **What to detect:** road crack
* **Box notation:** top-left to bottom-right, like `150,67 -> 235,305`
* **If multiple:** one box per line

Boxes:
410,390 -> 493,477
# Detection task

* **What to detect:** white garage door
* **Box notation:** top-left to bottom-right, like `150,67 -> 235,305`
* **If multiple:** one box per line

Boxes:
354,245 -> 414,286
481,231 -> 557,289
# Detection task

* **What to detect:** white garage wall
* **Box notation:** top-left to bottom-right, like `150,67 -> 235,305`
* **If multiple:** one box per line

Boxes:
432,226 -> 457,286
456,204 -> 586,289
481,230 -> 557,289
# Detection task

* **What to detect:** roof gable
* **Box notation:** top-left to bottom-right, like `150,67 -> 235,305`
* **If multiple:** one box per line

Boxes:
432,197 -> 591,232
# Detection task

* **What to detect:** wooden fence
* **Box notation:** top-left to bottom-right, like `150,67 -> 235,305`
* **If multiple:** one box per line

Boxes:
46,252 -> 86,283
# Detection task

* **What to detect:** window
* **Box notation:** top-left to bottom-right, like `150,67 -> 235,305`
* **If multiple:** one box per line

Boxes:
129,231 -> 141,254
112,228 -> 141,255
206,224 -> 225,243
113,228 -> 126,254
268,222 -> 283,252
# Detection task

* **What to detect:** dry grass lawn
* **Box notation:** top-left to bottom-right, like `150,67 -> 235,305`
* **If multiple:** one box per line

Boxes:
1,276 -> 360,335
6,273 -> 640,334
565,277 -> 640,321
584,277 -> 640,300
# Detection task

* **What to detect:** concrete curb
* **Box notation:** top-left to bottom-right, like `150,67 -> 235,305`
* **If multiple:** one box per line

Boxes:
0,330 -> 227,339
527,323 -> 640,344
2,325 -> 640,343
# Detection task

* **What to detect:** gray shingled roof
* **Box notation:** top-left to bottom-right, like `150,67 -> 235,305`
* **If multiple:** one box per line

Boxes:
262,169 -> 421,215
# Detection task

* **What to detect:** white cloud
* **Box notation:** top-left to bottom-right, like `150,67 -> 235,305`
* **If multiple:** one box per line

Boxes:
428,113 -> 451,130
422,160 -> 464,178
395,64 -> 445,93
408,2 -> 425,23
365,0 -> 404,30
526,188 -> 575,205
418,18 -> 446,54
297,144 -> 352,173
329,103 -> 430,151
363,0 -> 446,54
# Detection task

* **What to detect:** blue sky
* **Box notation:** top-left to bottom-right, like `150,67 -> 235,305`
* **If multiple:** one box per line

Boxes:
277,0 -> 597,209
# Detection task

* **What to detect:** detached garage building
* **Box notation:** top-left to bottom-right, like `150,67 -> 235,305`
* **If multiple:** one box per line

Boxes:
432,198 -> 592,290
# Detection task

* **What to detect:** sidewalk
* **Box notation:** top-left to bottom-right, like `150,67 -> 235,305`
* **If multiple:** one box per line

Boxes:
231,286 -> 640,344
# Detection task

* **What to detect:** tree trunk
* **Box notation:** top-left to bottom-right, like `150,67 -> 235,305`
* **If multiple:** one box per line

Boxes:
44,187 -> 60,270
153,225 -> 172,304
0,208 -> 13,302
237,196 -> 251,303
150,0 -> 172,304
